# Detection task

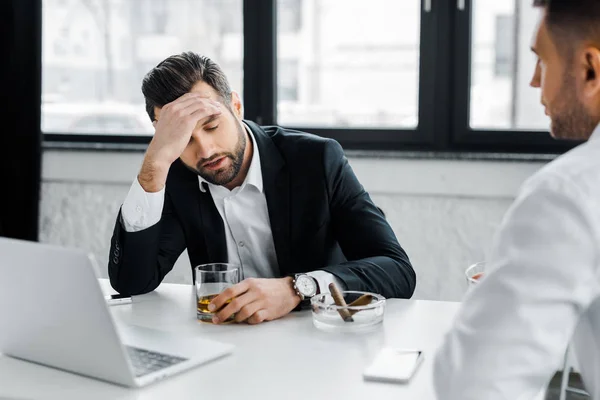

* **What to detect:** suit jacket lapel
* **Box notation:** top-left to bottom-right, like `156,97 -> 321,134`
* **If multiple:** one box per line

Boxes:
245,121 -> 291,275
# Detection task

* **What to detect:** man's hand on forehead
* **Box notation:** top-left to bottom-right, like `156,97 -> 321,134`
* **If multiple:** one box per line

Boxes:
154,92 -> 222,121
141,93 -> 222,189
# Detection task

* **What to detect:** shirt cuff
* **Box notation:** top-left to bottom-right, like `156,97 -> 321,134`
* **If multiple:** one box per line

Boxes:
120,177 -> 165,232
306,270 -> 347,295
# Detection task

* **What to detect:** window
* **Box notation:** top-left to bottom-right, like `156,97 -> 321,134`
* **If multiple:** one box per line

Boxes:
277,0 -> 302,34
278,60 -> 299,102
451,0 -> 571,153
42,0 -> 243,136
277,0 -> 421,129
494,15 -> 513,78
41,0 -> 575,154
41,102 -> 153,135
469,1 -> 549,130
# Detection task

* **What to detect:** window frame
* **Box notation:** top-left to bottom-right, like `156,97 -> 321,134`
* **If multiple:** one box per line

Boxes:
450,0 -> 580,154
42,0 -> 580,155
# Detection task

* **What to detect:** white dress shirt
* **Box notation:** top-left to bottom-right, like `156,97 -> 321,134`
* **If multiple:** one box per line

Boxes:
434,125 -> 600,399
121,123 -> 343,294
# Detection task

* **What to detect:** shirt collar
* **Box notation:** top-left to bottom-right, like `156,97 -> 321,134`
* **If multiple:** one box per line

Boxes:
198,122 -> 263,193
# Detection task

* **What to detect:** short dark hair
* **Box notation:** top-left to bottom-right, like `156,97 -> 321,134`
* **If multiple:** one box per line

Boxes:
533,0 -> 600,49
141,52 -> 232,121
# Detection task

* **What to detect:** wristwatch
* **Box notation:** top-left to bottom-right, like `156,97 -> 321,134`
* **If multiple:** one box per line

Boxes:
292,274 -> 319,304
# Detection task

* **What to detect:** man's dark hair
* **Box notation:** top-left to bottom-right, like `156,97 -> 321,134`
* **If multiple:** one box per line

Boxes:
141,52 -> 232,121
533,0 -> 600,49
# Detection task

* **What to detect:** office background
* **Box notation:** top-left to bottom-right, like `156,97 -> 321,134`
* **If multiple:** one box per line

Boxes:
5,0 -> 571,301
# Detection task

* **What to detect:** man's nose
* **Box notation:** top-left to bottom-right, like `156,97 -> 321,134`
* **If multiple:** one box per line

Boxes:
190,131 -> 218,160
530,65 -> 541,88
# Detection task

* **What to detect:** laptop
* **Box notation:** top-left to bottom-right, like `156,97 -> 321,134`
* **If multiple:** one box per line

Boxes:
0,238 -> 233,387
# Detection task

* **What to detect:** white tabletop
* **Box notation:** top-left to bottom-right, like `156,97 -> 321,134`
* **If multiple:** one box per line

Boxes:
0,280 -> 460,400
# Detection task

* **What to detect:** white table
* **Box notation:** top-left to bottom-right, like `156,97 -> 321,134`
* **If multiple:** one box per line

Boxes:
0,280 -> 460,400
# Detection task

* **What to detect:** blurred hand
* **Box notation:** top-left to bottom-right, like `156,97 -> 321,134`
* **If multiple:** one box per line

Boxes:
208,277 -> 301,325
138,93 -> 222,192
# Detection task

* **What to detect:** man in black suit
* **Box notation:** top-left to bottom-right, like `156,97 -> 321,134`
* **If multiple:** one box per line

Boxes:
109,52 -> 415,324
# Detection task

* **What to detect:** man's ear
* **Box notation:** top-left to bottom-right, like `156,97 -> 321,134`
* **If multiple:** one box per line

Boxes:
577,46 -> 600,117
230,91 -> 244,119
582,47 -> 600,110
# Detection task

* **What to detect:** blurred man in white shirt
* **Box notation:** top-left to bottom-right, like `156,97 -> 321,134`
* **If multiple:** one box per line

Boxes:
434,1 -> 600,398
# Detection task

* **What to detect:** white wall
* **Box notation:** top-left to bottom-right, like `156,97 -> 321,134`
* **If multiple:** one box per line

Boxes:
39,150 -> 547,301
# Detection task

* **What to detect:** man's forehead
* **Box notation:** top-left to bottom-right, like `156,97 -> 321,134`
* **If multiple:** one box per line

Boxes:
190,81 -> 217,98
188,90 -> 214,98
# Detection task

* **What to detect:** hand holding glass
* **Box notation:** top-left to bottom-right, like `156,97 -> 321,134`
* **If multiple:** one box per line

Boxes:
195,263 -> 240,323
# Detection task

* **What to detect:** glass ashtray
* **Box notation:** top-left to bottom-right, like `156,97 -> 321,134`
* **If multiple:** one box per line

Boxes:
311,291 -> 386,333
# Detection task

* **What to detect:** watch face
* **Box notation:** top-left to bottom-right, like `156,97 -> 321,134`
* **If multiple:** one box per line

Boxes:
296,275 -> 317,297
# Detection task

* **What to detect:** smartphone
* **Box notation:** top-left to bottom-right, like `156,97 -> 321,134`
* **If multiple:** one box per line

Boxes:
363,348 -> 424,384
104,293 -> 132,306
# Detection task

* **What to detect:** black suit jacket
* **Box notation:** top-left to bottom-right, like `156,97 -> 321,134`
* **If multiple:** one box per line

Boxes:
108,121 -> 415,298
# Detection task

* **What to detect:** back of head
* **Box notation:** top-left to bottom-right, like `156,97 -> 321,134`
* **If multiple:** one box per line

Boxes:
141,52 -> 232,122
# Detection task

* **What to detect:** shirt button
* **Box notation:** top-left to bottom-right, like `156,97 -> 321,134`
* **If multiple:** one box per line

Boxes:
136,206 -> 142,212
238,241 -> 245,247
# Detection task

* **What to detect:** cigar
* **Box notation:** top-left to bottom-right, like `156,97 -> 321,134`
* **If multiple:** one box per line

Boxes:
328,283 -> 354,322
347,294 -> 373,316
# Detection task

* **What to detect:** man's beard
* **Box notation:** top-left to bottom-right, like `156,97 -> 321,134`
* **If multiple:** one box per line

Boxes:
195,123 -> 247,186
550,72 -> 598,141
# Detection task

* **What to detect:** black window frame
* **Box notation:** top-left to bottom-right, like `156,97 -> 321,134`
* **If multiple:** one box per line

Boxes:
450,0 -> 579,154
42,0 -> 580,155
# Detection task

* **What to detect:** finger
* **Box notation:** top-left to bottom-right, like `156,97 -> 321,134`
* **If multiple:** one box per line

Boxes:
169,94 -> 222,111
173,92 -> 205,103
214,291 -> 257,324
234,300 -> 264,323
208,280 -> 250,314
247,309 -> 269,325
166,95 -> 217,115
180,99 -> 221,119
162,99 -> 220,128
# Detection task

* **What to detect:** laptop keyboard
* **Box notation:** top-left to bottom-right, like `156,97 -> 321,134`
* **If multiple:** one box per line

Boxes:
125,346 -> 188,377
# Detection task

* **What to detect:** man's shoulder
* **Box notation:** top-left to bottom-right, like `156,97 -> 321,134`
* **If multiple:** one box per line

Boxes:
524,140 -> 600,199
260,124 -> 334,149
250,122 -> 343,162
